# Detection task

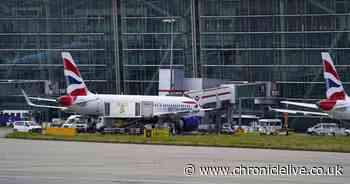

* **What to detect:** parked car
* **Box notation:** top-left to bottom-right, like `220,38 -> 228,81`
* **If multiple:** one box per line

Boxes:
13,121 -> 42,133
307,123 -> 350,136
221,123 -> 234,134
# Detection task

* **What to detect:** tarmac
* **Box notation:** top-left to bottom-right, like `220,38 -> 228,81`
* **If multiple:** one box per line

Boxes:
0,128 -> 349,184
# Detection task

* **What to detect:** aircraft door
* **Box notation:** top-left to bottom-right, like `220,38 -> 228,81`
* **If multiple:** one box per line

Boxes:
96,99 -> 104,115
104,102 -> 110,116
135,102 -> 141,117
141,101 -> 153,117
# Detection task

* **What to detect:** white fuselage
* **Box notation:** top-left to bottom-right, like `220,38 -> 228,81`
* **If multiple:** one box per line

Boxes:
68,94 -> 199,117
326,100 -> 350,120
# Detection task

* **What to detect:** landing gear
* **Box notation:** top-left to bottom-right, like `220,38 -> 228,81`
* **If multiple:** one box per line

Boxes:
152,116 -> 159,124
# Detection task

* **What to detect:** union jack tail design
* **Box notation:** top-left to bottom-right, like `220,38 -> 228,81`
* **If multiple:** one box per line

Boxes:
62,52 -> 91,96
322,52 -> 347,100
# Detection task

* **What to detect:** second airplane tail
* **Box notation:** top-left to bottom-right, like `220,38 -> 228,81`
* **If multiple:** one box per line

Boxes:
322,52 -> 347,100
62,52 -> 91,96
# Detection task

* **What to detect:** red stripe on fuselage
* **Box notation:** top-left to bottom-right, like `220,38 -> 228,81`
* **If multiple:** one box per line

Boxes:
323,60 -> 340,80
64,58 -> 81,77
70,88 -> 87,96
58,95 -> 78,107
318,99 -> 337,111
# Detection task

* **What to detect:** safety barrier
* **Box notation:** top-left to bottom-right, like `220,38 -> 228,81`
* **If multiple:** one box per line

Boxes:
144,128 -> 170,138
43,128 -> 76,137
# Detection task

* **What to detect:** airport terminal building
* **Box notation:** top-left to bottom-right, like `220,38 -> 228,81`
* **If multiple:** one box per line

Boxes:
1,0 -> 350,110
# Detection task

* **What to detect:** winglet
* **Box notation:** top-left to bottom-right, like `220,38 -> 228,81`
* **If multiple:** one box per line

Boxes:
21,89 -> 35,106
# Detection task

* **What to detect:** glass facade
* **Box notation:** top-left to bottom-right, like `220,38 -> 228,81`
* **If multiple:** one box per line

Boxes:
199,0 -> 350,100
0,0 -> 117,109
121,0 -> 196,95
1,0 -> 350,109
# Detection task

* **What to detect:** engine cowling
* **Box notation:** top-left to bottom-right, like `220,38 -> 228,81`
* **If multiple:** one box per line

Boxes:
58,95 -> 74,107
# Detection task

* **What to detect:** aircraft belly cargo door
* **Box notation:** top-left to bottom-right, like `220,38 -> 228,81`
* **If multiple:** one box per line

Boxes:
141,101 -> 153,117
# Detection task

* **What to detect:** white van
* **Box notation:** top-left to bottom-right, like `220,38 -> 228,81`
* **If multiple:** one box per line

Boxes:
307,123 -> 350,136
257,119 -> 282,135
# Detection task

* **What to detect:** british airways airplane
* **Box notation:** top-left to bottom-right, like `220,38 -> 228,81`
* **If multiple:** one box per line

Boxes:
22,52 -> 202,118
271,52 -> 350,120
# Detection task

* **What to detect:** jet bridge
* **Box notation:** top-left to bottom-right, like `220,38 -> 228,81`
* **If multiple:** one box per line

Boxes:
184,85 -> 236,107
184,85 -> 235,129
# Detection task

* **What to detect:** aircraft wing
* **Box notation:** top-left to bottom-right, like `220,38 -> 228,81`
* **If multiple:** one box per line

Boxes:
21,89 -> 67,110
280,101 -> 319,109
269,107 -> 328,116
154,108 -> 215,116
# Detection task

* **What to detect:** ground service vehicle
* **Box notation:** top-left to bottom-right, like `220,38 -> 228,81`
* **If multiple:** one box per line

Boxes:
232,115 -> 259,133
258,119 -> 282,135
61,115 -> 88,132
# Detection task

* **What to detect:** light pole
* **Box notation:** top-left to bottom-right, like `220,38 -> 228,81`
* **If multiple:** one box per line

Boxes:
162,18 -> 176,94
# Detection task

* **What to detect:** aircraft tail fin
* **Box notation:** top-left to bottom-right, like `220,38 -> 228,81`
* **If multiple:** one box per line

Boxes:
62,52 -> 92,96
322,52 -> 347,100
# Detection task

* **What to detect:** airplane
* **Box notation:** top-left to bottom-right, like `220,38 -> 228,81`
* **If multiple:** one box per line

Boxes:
22,52 -> 207,120
270,52 -> 350,120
